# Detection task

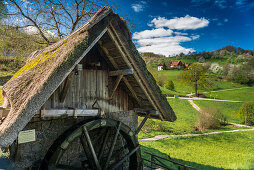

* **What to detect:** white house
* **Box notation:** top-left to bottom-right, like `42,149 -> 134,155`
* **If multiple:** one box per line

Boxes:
158,64 -> 163,71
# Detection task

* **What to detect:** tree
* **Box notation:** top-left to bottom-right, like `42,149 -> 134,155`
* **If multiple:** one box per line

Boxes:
162,62 -> 167,70
178,63 -> 208,96
164,79 -> 174,91
239,101 -> 254,125
6,0 -> 114,45
0,0 -> 7,20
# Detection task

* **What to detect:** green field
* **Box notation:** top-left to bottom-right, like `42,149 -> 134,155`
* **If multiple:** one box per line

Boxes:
141,130 -> 254,169
205,86 -> 254,101
138,99 -> 245,139
138,99 -> 198,139
194,100 -> 243,124
154,70 -> 246,96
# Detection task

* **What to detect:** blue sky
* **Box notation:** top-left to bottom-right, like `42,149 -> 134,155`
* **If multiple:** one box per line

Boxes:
114,0 -> 254,56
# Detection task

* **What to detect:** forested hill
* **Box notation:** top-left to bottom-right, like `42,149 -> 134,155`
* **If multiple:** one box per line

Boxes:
141,45 -> 254,65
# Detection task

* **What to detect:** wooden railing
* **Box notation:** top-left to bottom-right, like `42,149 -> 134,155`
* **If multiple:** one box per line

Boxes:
143,151 -> 199,170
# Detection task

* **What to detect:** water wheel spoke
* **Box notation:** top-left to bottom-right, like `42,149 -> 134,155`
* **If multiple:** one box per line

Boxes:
82,126 -> 102,170
110,145 -> 140,170
103,122 -> 121,170
111,143 -> 128,161
79,136 -> 94,168
98,128 -> 110,163
55,164 -> 84,170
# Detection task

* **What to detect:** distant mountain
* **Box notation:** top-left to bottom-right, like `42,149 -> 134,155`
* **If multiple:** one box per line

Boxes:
141,45 -> 254,65
212,45 -> 254,55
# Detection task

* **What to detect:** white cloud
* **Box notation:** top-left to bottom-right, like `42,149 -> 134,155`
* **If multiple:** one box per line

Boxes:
21,0 -> 30,4
224,18 -> 228,22
133,28 -> 173,39
133,15 -> 208,56
131,1 -> 147,12
23,26 -> 55,38
150,15 -> 209,30
174,32 -> 188,36
133,32 -> 196,56
191,35 -> 200,40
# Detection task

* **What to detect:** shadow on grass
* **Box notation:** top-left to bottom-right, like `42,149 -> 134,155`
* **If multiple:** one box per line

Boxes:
141,145 -> 224,170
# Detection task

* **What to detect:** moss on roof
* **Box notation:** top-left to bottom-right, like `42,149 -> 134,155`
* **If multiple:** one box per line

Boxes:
10,40 -> 69,81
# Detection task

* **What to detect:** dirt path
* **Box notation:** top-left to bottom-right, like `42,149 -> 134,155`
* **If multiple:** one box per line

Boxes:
139,128 -> 254,141
139,99 -> 253,142
167,97 -> 243,102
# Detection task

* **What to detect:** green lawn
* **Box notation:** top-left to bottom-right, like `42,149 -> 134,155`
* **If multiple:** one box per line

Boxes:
141,130 -> 254,169
205,86 -> 254,101
155,70 -> 246,95
138,99 -> 199,139
138,99 -> 245,139
194,100 -> 243,124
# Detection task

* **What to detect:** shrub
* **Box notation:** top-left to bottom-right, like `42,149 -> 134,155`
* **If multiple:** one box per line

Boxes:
164,79 -> 175,91
239,102 -> 254,126
196,107 -> 227,131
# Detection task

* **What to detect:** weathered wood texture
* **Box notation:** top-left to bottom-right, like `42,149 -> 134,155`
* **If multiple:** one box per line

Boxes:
44,69 -> 130,113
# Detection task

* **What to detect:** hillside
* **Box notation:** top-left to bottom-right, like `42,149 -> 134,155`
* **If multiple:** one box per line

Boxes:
142,45 -> 254,66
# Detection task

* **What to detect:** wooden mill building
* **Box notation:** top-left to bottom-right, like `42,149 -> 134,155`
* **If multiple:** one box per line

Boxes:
0,7 -> 176,169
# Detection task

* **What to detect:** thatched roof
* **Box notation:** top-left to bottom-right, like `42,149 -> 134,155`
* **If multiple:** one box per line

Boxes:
0,7 -> 176,147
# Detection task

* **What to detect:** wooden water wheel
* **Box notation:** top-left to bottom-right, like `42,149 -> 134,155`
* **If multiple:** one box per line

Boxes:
40,118 -> 142,170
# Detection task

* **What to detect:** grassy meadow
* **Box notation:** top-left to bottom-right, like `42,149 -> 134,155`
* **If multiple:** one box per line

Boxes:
205,86 -> 254,101
141,130 -> 254,169
194,100 -> 243,124
140,69 -> 254,169
153,70 -> 246,96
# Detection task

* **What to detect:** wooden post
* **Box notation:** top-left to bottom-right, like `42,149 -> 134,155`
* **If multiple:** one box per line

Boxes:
110,74 -> 123,99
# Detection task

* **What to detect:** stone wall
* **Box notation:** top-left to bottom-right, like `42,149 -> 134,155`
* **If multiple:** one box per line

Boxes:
10,111 -> 138,169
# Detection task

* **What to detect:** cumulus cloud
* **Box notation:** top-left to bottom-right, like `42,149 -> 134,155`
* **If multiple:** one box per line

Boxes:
174,32 -> 188,36
133,31 -> 196,56
23,26 -> 55,38
224,18 -> 229,22
191,35 -> 200,40
133,28 -> 173,39
150,15 -> 209,30
133,15 -> 208,56
131,1 -> 147,12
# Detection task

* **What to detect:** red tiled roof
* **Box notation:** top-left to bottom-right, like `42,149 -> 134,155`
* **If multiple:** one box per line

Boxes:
171,61 -> 181,66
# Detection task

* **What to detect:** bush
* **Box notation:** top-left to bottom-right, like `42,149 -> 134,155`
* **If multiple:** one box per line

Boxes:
164,79 -> 174,91
239,101 -> 254,126
196,107 -> 227,131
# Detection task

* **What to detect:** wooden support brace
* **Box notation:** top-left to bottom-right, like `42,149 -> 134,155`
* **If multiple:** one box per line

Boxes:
110,74 -> 123,99
98,41 -> 142,105
59,71 -> 74,102
135,113 -> 150,135
109,68 -> 134,76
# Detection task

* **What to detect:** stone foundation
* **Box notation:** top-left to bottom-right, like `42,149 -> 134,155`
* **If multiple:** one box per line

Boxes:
10,111 -> 138,169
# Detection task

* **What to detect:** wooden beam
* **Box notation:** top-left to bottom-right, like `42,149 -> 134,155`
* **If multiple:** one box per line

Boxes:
109,68 -> 134,76
59,71 -> 74,102
135,113 -> 149,135
110,74 -> 123,99
40,109 -> 98,117
107,26 -> 165,120
134,108 -> 158,115
98,41 -> 142,105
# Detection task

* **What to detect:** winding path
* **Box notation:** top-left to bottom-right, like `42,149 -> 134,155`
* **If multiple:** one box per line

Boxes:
139,99 -> 253,142
139,128 -> 254,142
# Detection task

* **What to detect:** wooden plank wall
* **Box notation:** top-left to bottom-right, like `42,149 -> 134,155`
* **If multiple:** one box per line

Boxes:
44,69 -> 129,113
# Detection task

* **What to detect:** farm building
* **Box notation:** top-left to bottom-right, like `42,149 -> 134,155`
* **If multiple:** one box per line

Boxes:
170,61 -> 183,69
0,7 -> 176,169
158,64 -> 163,71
